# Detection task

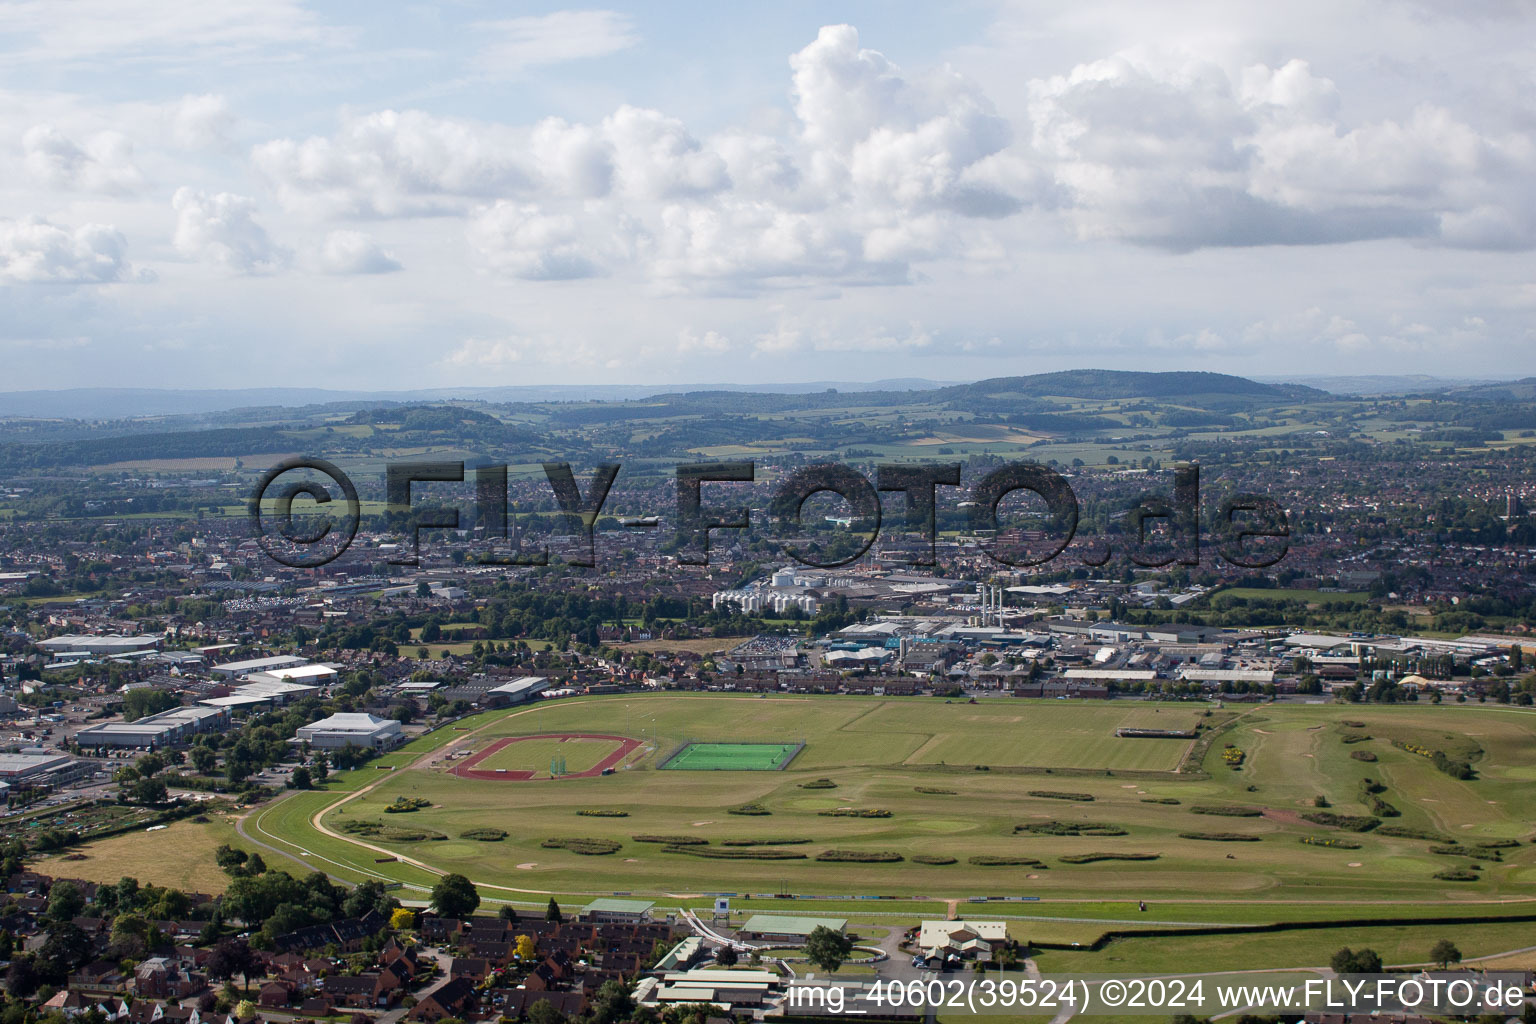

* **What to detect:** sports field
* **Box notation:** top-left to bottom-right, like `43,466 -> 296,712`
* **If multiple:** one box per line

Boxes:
660,741 -> 801,770
477,736 -> 619,775
450,733 -> 640,780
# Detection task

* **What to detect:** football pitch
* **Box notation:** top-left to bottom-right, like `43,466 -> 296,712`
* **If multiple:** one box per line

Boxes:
659,741 -> 802,770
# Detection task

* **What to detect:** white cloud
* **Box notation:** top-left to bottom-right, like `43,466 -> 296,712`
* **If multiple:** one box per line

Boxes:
169,93 -> 235,150
676,328 -> 730,354
252,110 -> 535,217
1024,52 -> 1536,250
790,25 -> 1020,215
249,26 -> 1034,290
529,117 -> 614,198
601,105 -> 729,200
466,201 -> 606,280
312,230 -> 400,274
7,13 -> 1529,386
446,333 -> 620,370
473,10 -> 637,74
0,0 -> 330,62
23,124 -> 144,193
171,187 -> 287,274
0,217 -> 138,283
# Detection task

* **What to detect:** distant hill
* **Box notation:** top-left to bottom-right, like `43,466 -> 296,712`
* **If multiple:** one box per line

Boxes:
0,379 -> 951,421
938,370 -> 1321,402
1256,374 -> 1497,396
1439,378 -> 1536,402
0,370 -> 1312,425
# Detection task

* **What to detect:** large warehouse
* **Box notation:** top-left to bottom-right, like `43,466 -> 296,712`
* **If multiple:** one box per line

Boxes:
210,654 -> 310,679
0,751 -> 90,789
76,705 -> 230,749
37,634 -> 162,656
294,712 -> 403,751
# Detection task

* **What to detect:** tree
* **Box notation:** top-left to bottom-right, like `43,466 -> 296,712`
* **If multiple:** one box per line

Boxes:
6,957 -> 40,998
527,999 -> 566,1024
804,925 -> 853,973
131,775 -> 168,805
515,934 -> 537,959
344,879 -> 396,919
190,745 -> 218,775
215,845 -> 248,874
44,881 -> 85,923
1330,947 -> 1383,974
499,903 -> 519,923
545,897 -> 563,923
288,766 -> 312,789
122,688 -> 178,722
234,1000 -> 256,1020
107,913 -> 152,959
38,921 -> 92,979
390,908 -> 417,930
430,873 -> 480,920
207,938 -> 258,996
1429,939 -> 1461,969
585,979 -> 635,1024
714,944 -> 738,966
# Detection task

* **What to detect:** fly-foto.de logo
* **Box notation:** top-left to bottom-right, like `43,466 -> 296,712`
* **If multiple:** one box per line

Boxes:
249,458 -> 1288,570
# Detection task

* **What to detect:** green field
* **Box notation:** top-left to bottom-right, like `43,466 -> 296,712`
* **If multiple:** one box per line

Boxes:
475,736 -> 620,776
244,696 -> 1536,904
660,741 -> 802,771
236,694 -> 1536,977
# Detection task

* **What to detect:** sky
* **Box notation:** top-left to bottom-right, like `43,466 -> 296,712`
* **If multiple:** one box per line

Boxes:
0,0 -> 1533,390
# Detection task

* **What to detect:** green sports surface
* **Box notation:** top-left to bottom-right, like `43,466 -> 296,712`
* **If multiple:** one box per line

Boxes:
660,741 -> 801,770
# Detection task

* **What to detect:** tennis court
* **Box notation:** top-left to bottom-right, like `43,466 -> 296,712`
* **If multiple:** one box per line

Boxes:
658,741 -> 803,771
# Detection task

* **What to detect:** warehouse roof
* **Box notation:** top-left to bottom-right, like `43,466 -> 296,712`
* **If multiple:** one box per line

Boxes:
739,914 -> 845,936
581,898 -> 654,915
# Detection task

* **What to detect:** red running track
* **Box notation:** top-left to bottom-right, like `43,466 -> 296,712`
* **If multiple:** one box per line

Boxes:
450,733 -> 641,781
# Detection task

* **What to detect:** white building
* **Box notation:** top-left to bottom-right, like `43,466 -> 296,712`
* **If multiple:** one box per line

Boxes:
211,655 -> 310,679
77,706 -> 230,749
487,676 -> 550,705
37,634 -> 161,656
294,713 -> 403,751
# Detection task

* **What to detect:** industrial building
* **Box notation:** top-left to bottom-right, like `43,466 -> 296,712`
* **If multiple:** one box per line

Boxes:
260,664 -> 339,685
210,654 -> 310,679
199,675 -> 320,712
294,712 -> 403,751
36,634 -> 162,656
76,705 -> 230,749
485,676 -> 549,706
0,751 -> 91,791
